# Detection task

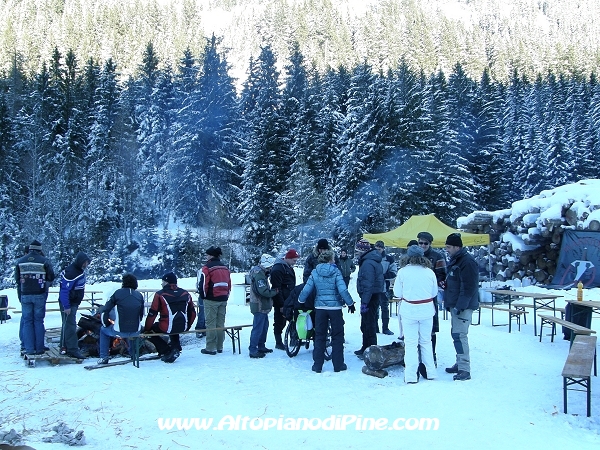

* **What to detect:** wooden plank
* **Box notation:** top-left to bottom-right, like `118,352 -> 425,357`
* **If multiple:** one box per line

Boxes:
538,314 -> 596,334
562,335 -> 597,378
479,304 -> 527,314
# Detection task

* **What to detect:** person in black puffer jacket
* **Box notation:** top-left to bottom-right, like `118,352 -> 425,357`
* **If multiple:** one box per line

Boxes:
97,273 -> 145,364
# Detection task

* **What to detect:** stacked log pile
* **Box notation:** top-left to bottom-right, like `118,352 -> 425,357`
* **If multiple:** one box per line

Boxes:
457,180 -> 600,284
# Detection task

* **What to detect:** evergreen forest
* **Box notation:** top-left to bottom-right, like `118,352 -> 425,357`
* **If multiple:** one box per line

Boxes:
1,28 -> 600,285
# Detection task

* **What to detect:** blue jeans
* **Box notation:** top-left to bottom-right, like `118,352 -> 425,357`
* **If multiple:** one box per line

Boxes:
21,294 -> 47,353
99,325 -> 140,359
194,297 -> 206,330
249,312 -> 269,354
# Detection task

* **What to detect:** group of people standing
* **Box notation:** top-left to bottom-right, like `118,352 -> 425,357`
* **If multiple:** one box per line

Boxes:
14,233 -> 479,380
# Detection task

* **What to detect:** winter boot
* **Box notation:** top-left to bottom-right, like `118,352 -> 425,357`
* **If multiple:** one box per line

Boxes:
445,363 -> 459,373
382,318 -> 394,335
275,334 -> 285,350
453,370 -> 471,381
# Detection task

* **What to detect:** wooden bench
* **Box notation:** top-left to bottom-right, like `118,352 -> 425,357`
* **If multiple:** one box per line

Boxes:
478,304 -> 528,332
512,302 -> 566,323
130,324 -> 252,367
562,335 -> 597,417
538,314 -> 596,343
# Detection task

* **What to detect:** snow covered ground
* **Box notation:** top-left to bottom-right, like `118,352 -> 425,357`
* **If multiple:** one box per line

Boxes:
1,271 -> 600,449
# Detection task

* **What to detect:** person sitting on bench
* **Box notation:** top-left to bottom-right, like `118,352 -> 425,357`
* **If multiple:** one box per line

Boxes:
97,274 -> 145,365
144,272 -> 196,363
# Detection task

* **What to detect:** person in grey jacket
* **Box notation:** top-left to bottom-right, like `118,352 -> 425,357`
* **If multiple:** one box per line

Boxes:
299,250 -> 355,373
353,239 -> 385,357
337,249 -> 356,287
248,254 -> 279,358
443,233 -> 479,381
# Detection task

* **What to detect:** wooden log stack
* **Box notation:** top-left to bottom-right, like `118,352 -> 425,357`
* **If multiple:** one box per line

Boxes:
458,194 -> 600,285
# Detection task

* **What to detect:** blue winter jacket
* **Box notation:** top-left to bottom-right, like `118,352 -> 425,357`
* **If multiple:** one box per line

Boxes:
356,249 -> 385,305
299,263 -> 354,310
59,252 -> 90,309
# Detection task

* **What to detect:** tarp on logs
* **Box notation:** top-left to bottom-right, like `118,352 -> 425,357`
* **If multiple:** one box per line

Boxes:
550,230 -> 600,289
362,214 -> 490,249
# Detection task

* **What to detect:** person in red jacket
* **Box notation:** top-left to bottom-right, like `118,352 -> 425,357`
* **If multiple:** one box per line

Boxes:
198,246 -> 231,355
144,272 -> 196,363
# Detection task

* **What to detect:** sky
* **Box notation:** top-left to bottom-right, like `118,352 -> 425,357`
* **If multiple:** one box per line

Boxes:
1,270 -> 599,449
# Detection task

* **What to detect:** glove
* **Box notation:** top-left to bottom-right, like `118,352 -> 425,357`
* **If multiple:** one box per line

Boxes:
360,303 -> 369,314
452,307 -> 463,316
348,304 -> 356,314
438,280 -> 446,290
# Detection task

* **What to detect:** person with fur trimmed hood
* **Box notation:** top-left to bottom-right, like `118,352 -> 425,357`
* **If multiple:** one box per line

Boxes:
394,245 -> 438,384
353,239 -> 385,357
248,254 -> 279,358
302,239 -> 339,283
97,274 -> 145,364
299,250 -> 355,373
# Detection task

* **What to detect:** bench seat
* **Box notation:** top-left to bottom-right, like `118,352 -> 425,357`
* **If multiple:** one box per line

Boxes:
477,304 -> 528,332
538,314 -> 595,343
562,335 -> 597,417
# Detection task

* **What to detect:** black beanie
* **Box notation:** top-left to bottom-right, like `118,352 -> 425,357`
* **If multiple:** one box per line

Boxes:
317,239 -> 330,250
162,272 -> 177,284
445,233 -> 463,247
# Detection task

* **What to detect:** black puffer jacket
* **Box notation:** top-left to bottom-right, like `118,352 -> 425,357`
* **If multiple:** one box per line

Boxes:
445,248 -> 479,311
101,287 -> 145,333
356,249 -> 385,305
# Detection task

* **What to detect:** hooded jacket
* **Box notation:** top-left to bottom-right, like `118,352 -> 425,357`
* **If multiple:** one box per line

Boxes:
299,263 -> 354,309
356,249 -> 385,305
58,252 -> 90,309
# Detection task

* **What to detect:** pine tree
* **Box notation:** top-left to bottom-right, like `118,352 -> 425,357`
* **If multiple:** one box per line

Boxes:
238,44 -> 288,252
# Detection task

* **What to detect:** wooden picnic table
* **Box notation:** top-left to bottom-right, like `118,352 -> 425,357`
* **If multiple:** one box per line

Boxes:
486,289 -> 563,336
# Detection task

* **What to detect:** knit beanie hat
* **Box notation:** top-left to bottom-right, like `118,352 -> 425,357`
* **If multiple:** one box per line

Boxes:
317,239 -> 330,250
445,233 -> 463,247
206,246 -> 222,257
29,240 -> 43,251
162,272 -> 177,284
285,249 -> 300,259
355,238 -> 372,253
407,245 -> 424,258
259,254 -> 276,269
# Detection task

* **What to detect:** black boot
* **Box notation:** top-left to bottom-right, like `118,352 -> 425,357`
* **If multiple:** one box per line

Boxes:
275,334 -> 285,350
382,318 -> 394,335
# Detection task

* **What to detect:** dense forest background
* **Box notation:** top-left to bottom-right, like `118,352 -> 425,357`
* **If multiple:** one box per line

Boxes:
1,0 -> 599,285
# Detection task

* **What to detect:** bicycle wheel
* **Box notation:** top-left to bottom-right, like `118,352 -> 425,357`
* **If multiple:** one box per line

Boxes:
284,322 -> 301,357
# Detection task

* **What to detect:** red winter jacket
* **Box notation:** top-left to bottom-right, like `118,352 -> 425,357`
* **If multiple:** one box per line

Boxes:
198,259 -> 231,302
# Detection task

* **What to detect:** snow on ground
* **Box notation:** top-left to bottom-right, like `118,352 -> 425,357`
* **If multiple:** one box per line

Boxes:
1,272 -> 600,449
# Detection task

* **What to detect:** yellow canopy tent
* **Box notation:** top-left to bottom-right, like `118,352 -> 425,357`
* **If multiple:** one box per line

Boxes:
362,214 -> 490,248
